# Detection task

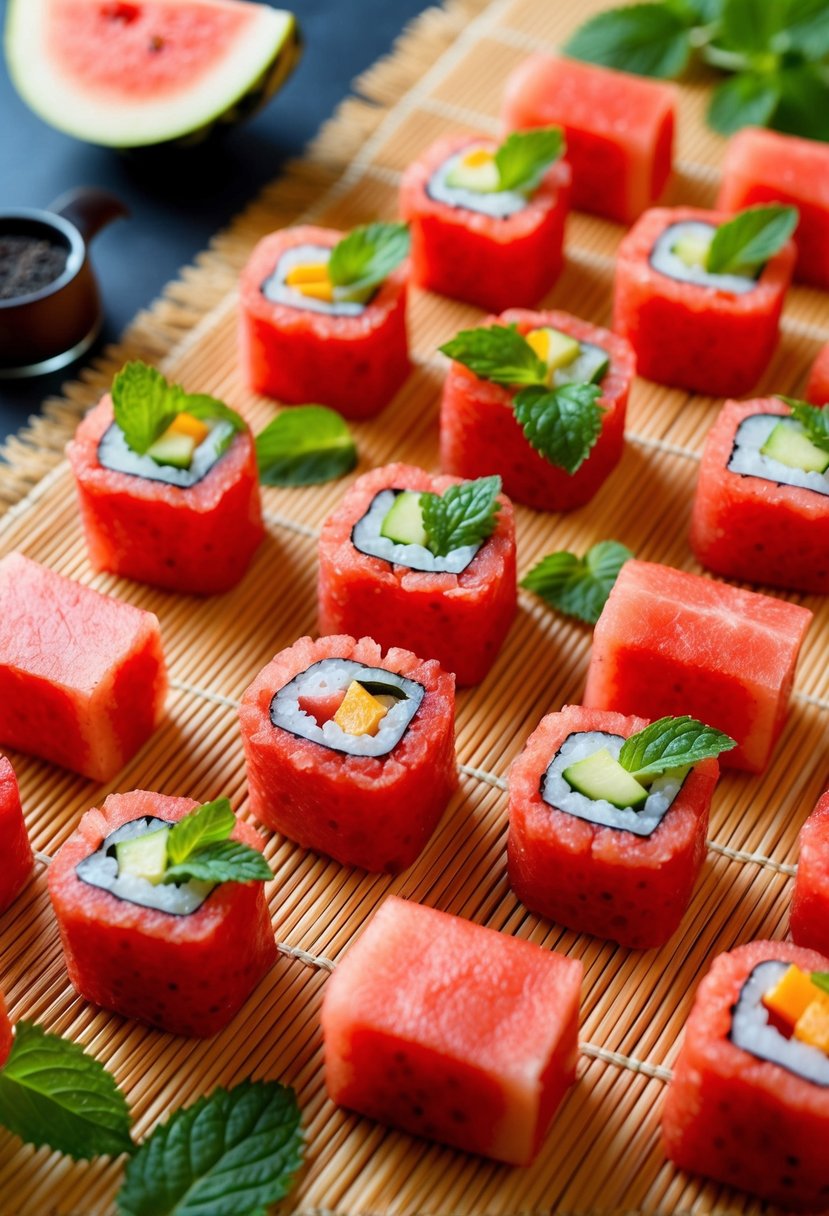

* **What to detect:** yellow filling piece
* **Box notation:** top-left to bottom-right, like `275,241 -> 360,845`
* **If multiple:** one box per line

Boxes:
167,412 -> 210,446
285,261 -> 334,301
794,999 -> 829,1053
763,964 -> 829,1032
462,147 -> 495,170
526,327 -> 581,384
333,681 -> 389,737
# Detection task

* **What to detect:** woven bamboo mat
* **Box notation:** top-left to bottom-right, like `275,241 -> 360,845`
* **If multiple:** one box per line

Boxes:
0,0 -> 827,1212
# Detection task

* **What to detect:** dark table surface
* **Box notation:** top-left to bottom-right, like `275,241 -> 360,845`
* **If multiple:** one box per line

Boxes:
0,0 -> 431,443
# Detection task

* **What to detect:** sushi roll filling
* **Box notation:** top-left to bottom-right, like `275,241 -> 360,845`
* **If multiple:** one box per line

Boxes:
98,416 -> 236,488
541,731 -> 688,838
427,143 -> 530,220
352,488 -> 482,574
270,658 -> 425,757
730,961 -> 829,1085
525,327 -> 610,388
260,244 -> 375,316
76,816 -> 214,916
649,222 -> 758,295
728,414 -> 829,496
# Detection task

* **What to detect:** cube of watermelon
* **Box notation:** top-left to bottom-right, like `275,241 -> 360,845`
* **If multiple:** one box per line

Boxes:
321,895 -> 582,1165
0,553 -> 167,781
790,791 -> 829,958
0,755 -> 32,912
806,341 -> 829,405
583,560 -> 812,773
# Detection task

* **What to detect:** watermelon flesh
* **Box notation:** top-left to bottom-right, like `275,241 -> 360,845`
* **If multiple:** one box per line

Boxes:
583,560 -> 812,773
662,940 -> 829,1211
0,756 -> 33,914
321,895 -> 582,1165
790,791 -> 829,958
0,553 -> 167,782
806,341 -> 829,405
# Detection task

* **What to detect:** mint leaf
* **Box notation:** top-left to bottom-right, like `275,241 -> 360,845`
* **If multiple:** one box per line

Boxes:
0,1022 -> 133,1159
256,406 -> 357,486
494,127 -> 565,193
513,383 -> 605,474
618,715 -> 737,779
521,541 -> 633,624
706,204 -> 798,275
782,0 -> 829,58
164,841 -> 272,886
719,0 -> 785,52
420,475 -> 501,557
439,324 -> 547,387
778,396 -> 829,453
812,971 -> 829,995
117,1079 -> 303,1216
166,798 -> 236,867
111,362 -> 245,457
773,63 -> 829,142
564,3 -> 694,77
327,222 -> 410,293
706,71 -> 780,135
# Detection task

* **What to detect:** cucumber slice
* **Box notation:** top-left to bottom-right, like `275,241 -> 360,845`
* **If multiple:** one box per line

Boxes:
563,748 -> 649,810
761,421 -> 829,475
671,234 -> 711,269
445,158 -> 500,193
380,491 -> 429,547
146,432 -> 197,470
553,341 -> 610,388
116,828 -> 170,885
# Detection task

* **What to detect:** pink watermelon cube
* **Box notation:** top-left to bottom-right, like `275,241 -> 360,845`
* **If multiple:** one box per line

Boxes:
806,341 -> 829,405
0,553 -> 167,781
583,560 -> 812,773
321,895 -> 582,1165
0,755 -> 32,912
790,790 -> 829,958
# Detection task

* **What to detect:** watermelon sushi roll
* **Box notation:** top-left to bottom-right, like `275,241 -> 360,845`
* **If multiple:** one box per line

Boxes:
690,396 -> 829,594
501,55 -> 676,225
238,221 -> 410,418
440,310 -> 634,512
0,553 -> 167,782
399,127 -> 570,311
239,635 -> 457,872
321,894 -> 582,1165
48,790 -> 275,1037
508,706 -> 726,949
806,342 -> 829,405
317,464 -> 516,686
717,127 -> 829,290
612,205 -> 797,396
584,560 -> 812,773
0,755 -> 32,913
791,791 -> 829,958
67,362 -> 263,595
662,941 -> 829,1211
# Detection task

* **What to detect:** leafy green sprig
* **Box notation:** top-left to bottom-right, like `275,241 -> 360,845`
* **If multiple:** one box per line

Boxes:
778,395 -> 829,453
420,475 -> 502,556
707,204 -> 798,275
255,406 -> 357,486
161,798 -> 272,886
328,222 -> 410,294
493,127 -> 565,193
618,715 -> 737,779
111,362 -> 245,458
521,541 -> 633,623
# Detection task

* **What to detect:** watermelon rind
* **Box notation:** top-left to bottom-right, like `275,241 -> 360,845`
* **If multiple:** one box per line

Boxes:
4,0 -> 302,149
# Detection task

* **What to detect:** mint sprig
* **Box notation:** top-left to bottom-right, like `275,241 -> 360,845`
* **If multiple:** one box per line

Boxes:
494,127 -> 565,193
116,1080 -> 303,1216
0,1022 -> 133,1160
255,406 -> 357,486
167,798 -> 236,865
327,222 -> 410,294
513,383 -> 605,473
163,798 -> 272,886
111,362 -> 245,457
439,324 -> 547,387
521,541 -> 633,624
706,204 -> 798,276
618,715 -> 737,779
420,475 -> 501,557
564,3 -> 695,77
812,972 -> 829,996
778,396 -> 829,454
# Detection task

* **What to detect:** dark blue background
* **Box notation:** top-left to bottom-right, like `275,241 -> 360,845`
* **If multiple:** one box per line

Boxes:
0,0 -> 430,441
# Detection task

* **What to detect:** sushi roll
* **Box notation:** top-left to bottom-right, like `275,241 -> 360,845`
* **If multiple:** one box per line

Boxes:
612,205 -> 796,396
321,894 -> 582,1165
48,790 -> 276,1037
238,222 -> 410,418
690,397 -> 829,594
717,127 -> 829,290
67,363 -> 264,595
791,791 -> 829,958
399,128 -> 570,311
501,55 -> 676,225
806,341 -> 829,405
507,706 -> 723,949
0,755 -> 32,913
662,941 -> 829,1211
239,635 -> 457,872
0,553 -> 167,782
316,464 -> 516,686
440,310 -> 634,511
583,560 -> 812,773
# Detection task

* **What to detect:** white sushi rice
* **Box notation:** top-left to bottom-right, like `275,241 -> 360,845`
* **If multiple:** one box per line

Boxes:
76,816 -> 214,915
260,243 -> 370,316
731,960 -> 829,1086
352,489 -> 480,574
541,731 -> 688,838
270,658 -> 425,757
650,221 -> 757,295
427,144 -> 529,219
728,414 -> 829,497
98,419 -> 235,488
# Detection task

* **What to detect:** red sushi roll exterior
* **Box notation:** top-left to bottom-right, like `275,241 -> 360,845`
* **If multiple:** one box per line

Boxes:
508,705 -> 718,950
239,635 -> 457,873
238,224 -> 410,418
662,940 -> 829,1211
613,206 -> 795,396
440,309 -> 634,511
317,464 -> 517,685
48,790 -> 276,1037
67,395 -> 264,595
0,755 -> 32,913
791,791 -> 829,958
690,397 -> 829,594
399,133 -> 570,311
806,341 -> 829,405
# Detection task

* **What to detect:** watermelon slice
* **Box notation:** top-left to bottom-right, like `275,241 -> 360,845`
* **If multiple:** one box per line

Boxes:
0,755 -> 33,913
790,790 -> 829,958
806,341 -> 829,405
5,0 -> 302,148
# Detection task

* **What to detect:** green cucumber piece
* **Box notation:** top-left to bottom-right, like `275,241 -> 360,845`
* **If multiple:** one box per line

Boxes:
116,828 -> 170,885
380,491 -> 429,547
553,341 -> 610,388
445,157 -> 500,193
146,432 -> 197,470
672,233 -> 711,269
760,421 -> 829,474
563,748 -> 649,810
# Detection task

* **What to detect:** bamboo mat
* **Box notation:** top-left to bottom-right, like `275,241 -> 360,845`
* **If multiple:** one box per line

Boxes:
1,0 -> 827,1212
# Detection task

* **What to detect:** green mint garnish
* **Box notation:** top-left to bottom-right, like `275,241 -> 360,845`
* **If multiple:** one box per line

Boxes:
494,126 -> 565,193
618,715 -> 737,780
439,324 -> 548,387
0,1022 -> 134,1160
327,222 -> 410,294
164,798 -> 272,886
812,972 -> 829,996
564,3 -> 695,78
420,475 -> 502,557
513,383 -> 605,473
111,361 -> 245,458
116,1080 -> 303,1216
255,406 -> 357,486
521,541 -> 633,624
777,396 -> 829,454
706,204 -> 798,276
